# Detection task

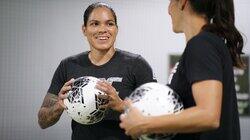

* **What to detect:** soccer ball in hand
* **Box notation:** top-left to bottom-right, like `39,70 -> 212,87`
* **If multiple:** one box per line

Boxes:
64,76 -> 107,125
128,82 -> 184,140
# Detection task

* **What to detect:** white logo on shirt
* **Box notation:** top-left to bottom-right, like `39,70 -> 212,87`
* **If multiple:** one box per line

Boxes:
99,77 -> 123,95
99,77 -> 123,84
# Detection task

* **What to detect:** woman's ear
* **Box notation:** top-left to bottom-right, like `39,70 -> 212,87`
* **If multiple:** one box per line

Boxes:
82,25 -> 86,36
181,0 -> 188,11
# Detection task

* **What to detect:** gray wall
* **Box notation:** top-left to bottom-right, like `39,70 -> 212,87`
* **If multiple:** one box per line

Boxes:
0,0 -> 249,139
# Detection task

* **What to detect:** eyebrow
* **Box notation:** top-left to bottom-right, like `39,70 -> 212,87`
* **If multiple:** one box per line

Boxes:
88,19 -> 115,23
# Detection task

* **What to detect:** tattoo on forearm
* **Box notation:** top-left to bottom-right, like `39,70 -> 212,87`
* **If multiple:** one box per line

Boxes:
41,94 -> 58,108
38,93 -> 64,129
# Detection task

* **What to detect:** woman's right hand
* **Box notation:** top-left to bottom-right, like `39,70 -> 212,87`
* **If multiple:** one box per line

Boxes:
57,78 -> 75,109
119,99 -> 148,138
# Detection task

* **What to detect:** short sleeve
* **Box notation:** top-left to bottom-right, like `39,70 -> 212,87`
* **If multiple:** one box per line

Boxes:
47,59 -> 67,95
184,37 -> 223,84
132,55 -> 157,87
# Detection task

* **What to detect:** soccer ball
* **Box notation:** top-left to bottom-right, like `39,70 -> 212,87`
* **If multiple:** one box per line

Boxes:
128,82 -> 183,140
64,76 -> 107,125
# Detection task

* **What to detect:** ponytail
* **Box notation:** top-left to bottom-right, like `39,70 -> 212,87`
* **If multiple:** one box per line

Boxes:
190,0 -> 245,68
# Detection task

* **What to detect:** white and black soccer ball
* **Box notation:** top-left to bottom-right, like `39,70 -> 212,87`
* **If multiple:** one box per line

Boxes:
128,82 -> 184,140
64,76 -> 107,125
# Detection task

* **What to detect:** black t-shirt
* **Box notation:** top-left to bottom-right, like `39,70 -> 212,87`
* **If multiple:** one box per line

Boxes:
168,31 -> 240,140
48,49 -> 156,140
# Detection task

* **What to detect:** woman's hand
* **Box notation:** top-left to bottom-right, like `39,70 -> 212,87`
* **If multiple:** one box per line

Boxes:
119,100 -> 149,138
95,80 -> 124,112
57,78 -> 74,109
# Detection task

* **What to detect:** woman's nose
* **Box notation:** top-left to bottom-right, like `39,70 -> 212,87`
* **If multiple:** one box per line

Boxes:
98,24 -> 108,33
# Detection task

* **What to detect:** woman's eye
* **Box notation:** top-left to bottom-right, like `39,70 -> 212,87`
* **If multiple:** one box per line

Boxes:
90,22 -> 98,26
108,22 -> 115,26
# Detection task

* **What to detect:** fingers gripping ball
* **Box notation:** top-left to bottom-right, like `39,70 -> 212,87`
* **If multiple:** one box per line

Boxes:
128,82 -> 184,140
64,76 -> 107,125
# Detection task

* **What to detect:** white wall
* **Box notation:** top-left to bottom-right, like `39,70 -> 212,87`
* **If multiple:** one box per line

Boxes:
0,0 -> 249,139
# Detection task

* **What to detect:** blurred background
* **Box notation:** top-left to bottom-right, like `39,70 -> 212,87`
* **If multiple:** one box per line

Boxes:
0,0 -> 249,139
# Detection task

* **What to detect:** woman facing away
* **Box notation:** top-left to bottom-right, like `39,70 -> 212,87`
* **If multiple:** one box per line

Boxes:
119,0 -> 245,140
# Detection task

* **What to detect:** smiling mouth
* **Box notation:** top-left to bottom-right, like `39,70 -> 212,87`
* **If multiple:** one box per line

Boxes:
96,36 -> 109,40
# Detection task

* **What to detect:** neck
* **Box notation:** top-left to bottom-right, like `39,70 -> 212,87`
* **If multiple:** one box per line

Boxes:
183,15 -> 207,43
88,47 -> 116,66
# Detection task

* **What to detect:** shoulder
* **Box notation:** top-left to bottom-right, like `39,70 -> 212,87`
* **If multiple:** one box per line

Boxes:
187,31 -> 225,49
60,51 -> 88,64
116,49 -> 141,60
185,31 -> 225,55
115,49 -> 151,67
115,49 -> 148,63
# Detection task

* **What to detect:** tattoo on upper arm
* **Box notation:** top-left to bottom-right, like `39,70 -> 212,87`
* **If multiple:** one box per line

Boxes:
41,93 -> 58,108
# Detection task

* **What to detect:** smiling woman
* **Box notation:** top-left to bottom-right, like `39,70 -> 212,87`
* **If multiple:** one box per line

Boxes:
37,2 -> 156,140
82,4 -> 118,65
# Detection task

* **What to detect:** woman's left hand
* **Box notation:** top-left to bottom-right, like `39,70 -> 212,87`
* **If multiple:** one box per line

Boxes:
95,80 -> 124,112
